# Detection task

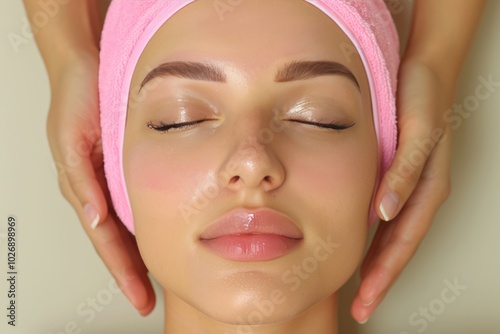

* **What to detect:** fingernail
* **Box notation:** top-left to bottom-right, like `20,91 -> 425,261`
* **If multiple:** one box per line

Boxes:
83,203 -> 100,229
358,317 -> 369,325
362,297 -> 376,307
379,191 -> 399,221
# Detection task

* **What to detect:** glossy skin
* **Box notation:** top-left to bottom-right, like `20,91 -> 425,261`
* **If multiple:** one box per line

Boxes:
123,0 -> 377,332
25,0 -> 484,324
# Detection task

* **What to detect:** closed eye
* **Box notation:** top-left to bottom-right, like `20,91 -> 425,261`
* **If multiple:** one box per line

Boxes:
146,120 -> 206,133
287,119 -> 356,131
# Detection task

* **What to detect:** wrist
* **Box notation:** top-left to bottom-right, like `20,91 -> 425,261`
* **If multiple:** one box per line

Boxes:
45,48 -> 99,82
47,48 -> 99,90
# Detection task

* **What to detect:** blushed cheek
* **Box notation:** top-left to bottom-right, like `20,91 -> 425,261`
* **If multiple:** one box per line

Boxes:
123,142 -> 206,210
292,141 -> 378,223
310,147 -> 373,189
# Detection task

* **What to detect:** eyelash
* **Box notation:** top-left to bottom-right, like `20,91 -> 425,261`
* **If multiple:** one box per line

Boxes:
146,119 -> 355,133
287,119 -> 356,131
146,120 -> 205,133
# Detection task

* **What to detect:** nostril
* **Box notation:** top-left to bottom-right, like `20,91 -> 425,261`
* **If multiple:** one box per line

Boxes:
263,175 -> 272,183
229,176 -> 240,184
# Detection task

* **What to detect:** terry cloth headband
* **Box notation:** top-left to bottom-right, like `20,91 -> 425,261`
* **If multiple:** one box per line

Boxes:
99,0 -> 400,235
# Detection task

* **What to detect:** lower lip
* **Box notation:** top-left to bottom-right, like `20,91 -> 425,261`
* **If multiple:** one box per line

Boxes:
200,234 -> 301,261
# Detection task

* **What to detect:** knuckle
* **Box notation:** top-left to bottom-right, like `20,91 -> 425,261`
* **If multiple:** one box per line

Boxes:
423,176 -> 451,205
68,178 -> 89,198
398,163 -> 422,186
407,166 -> 422,184
392,231 -> 420,258
399,115 -> 432,137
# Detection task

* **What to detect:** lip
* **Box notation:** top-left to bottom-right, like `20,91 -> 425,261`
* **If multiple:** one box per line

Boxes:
199,208 -> 303,261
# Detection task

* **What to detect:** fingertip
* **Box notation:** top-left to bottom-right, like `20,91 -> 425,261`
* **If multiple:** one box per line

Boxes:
352,289 -> 387,325
129,271 -> 158,315
351,296 -> 372,325
138,279 -> 156,316
83,183 -> 110,229
358,268 -> 387,307
359,287 -> 377,308
138,297 -> 156,317
379,191 -> 400,221
83,203 -> 100,229
90,215 -> 100,229
138,304 -> 154,317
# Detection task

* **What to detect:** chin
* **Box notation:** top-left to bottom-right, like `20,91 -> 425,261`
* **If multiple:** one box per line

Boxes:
170,267 -> 339,327
192,292 -> 321,326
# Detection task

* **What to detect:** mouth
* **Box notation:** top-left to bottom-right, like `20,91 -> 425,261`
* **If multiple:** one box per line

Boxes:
199,208 -> 303,262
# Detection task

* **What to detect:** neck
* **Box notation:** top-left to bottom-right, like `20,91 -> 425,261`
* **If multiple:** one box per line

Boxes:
163,290 -> 339,334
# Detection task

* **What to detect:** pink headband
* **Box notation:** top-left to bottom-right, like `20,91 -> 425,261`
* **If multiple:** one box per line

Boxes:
99,0 -> 400,235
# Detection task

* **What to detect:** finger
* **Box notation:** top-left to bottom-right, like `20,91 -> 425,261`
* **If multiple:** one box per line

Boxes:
351,286 -> 386,324
376,64 -> 447,222
86,208 -> 156,315
56,133 -> 109,230
376,119 -> 446,221
57,159 -> 156,314
353,200 -> 436,323
360,220 -> 397,279
50,134 -> 157,314
61,173 -> 155,314
353,203 -> 434,323
354,130 -> 452,317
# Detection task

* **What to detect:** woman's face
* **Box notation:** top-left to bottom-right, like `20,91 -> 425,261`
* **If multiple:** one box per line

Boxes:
123,0 -> 377,325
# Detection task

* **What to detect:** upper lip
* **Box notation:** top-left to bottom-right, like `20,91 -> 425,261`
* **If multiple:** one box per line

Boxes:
199,208 -> 304,240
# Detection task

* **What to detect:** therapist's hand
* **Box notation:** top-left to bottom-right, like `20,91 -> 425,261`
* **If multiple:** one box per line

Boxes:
46,51 -> 156,316
350,0 -> 485,322
351,60 -> 454,324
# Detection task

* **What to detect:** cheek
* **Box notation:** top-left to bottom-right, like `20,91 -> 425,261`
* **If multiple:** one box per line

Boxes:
122,140 -> 212,248
284,132 -> 377,288
123,140 -> 215,289
124,142 -> 197,193
290,135 -> 378,221
124,139 -> 224,212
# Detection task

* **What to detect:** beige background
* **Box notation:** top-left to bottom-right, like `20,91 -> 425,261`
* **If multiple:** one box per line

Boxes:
1,1 -> 499,333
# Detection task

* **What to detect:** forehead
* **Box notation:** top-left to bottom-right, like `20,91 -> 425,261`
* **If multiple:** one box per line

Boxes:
132,0 -> 367,89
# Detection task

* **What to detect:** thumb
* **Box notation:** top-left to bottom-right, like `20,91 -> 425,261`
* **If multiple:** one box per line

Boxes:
56,136 -> 109,230
375,125 -> 447,221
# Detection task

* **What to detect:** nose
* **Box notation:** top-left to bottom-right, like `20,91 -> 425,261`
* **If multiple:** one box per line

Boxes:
220,134 -> 285,193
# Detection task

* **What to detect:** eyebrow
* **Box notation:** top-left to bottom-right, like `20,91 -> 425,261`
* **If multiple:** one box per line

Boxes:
139,60 -> 359,91
140,61 -> 226,91
275,60 -> 359,88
